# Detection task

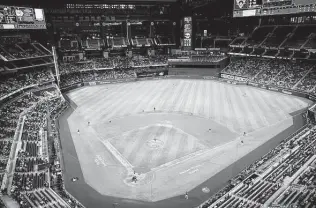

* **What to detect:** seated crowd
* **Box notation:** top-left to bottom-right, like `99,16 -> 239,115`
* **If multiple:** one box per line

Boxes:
58,56 -> 169,88
0,68 -> 54,100
0,91 -> 41,178
59,55 -> 168,73
267,129 -> 316,208
0,84 -> 83,208
200,126 -> 316,208
0,42 -> 50,61
222,57 -> 316,93
59,69 -> 136,87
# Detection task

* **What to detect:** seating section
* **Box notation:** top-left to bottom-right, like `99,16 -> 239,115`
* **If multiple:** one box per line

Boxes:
277,49 -> 293,59
222,58 -> 316,93
251,48 -> 265,56
295,67 -> 316,93
150,55 -> 168,65
282,26 -> 314,49
132,57 -> 150,66
262,26 -> 294,48
222,58 -> 269,78
0,86 -> 84,208
245,26 -> 275,47
230,37 -> 247,46
0,68 -> 54,100
60,68 -> 136,87
200,127 -> 316,208
230,24 -> 316,62
87,39 -> 101,49
93,58 -> 113,69
131,55 -> 168,66
135,38 -> 147,46
111,37 -> 127,47
271,62 -> 313,89
17,43 -> 49,57
155,36 -> 175,45
303,34 -> 316,50
0,43 -> 51,61
59,38 -> 79,51
59,62 -> 95,74
58,56 -> 169,87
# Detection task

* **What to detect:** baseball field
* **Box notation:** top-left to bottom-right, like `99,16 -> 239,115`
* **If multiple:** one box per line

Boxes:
58,78 -> 311,208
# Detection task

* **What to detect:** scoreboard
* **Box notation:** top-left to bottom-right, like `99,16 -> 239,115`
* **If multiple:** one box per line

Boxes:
183,17 -> 192,50
234,0 -> 316,17
0,5 -> 46,29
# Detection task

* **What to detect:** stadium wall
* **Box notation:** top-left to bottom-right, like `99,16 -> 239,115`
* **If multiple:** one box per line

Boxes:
168,67 -> 221,77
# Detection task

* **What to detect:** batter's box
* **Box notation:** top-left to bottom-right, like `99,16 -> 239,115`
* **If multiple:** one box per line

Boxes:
108,124 -> 208,172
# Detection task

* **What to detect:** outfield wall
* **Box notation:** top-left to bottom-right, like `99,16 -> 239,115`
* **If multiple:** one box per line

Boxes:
168,67 -> 221,77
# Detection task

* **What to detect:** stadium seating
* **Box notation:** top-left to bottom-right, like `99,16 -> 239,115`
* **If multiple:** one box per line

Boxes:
0,42 -> 51,61
131,38 -> 153,47
2,86 -> 84,208
222,58 -> 268,78
244,26 -> 275,47
0,68 -> 54,100
302,34 -> 316,50
261,26 -> 295,48
111,37 -> 128,47
229,37 -> 247,46
282,25 -> 315,49
58,56 -> 169,87
199,127 -> 316,208
154,36 -> 175,46
222,57 -> 316,93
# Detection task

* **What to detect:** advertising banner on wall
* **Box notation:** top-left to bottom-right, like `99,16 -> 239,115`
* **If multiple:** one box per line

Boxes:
220,73 -> 247,82
136,70 -> 168,78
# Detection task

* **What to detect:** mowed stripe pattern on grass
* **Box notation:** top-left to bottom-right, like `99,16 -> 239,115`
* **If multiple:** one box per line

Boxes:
108,126 -> 206,170
67,79 -> 309,133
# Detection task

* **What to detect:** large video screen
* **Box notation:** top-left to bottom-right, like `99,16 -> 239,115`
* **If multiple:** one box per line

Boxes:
234,0 -> 316,17
0,5 -> 46,29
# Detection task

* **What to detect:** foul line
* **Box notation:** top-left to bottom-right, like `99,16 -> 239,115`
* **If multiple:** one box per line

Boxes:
102,140 -> 134,170
151,139 -> 236,172
77,121 -> 134,171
